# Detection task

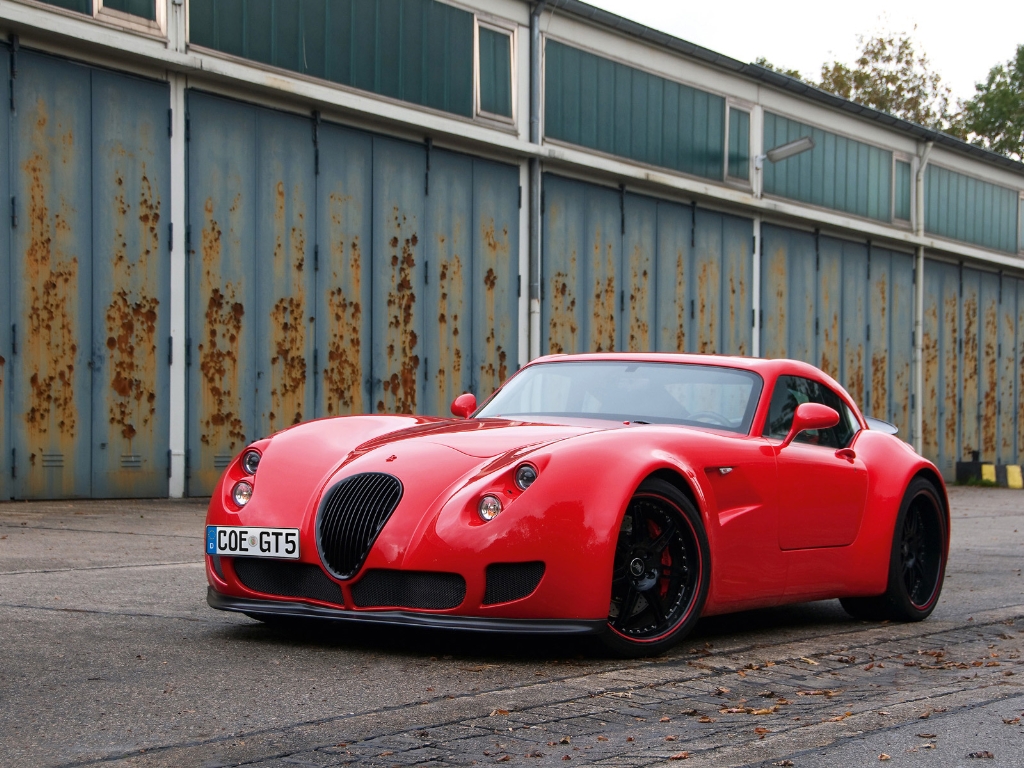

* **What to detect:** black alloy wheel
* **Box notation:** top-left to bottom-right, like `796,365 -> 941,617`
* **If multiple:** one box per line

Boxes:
600,477 -> 709,657
841,477 -> 947,622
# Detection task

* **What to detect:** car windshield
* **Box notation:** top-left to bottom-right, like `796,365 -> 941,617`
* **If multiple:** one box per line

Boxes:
477,361 -> 763,433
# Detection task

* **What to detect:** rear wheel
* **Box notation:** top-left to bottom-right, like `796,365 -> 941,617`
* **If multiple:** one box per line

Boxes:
599,478 -> 710,657
840,477 -> 947,622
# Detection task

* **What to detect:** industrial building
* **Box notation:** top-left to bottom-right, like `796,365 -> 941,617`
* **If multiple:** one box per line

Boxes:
0,0 -> 1022,499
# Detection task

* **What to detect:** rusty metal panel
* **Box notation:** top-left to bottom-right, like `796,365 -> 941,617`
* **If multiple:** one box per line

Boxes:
978,271 -> 1000,461
423,149 -> 473,416
718,212 -> 753,357
0,42 -> 9,499
315,122 -> 372,417
997,276 -> 1018,464
888,250 -> 915,440
840,242 -> 869,411
759,224 -> 815,364
372,136 -> 424,413
815,236 -> 842,381
471,157 -> 519,400
654,200 -> 693,352
254,109 -> 315,437
583,185 -> 623,352
921,259 -> 960,478
186,91 -> 259,495
623,194 -> 657,352
693,209 -> 723,354
542,175 -> 586,355
867,248 -> 890,419
960,268 -> 981,460
10,52 -> 94,499
89,70 -> 171,497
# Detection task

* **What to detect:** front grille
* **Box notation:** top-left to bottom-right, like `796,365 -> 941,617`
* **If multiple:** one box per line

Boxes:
317,472 -> 403,579
351,570 -> 466,609
483,562 -> 546,605
232,558 -> 344,604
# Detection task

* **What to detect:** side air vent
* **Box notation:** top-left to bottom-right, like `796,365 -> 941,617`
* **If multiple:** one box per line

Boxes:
316,472 -> 403,579
232,558 -> 344,605
483,562 -> 546,605
351,570 -> 466,609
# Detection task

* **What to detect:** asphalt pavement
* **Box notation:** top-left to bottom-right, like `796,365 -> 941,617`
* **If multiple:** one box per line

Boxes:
0,487 -> 1022,767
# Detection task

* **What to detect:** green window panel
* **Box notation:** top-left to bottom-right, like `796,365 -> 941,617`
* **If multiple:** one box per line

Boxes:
189,0 -> 474,118
924,165 -> 1019,253
479,26 -> 512,118
545,40 -> 725,181
103,0 -> 156,20
37,0 -> 90,12
728,107 -> 749,181
894,160 -> 911,221
763,112 -> 892,222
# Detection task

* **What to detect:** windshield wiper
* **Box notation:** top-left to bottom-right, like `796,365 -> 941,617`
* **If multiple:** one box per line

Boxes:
630,420 -> 650,425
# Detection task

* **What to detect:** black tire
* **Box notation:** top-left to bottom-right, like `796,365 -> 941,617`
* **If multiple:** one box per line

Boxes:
840,477 -> 947,622
598,478 -> 710,658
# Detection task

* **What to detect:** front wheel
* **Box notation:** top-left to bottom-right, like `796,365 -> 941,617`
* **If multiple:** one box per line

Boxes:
599,478 -> 710,657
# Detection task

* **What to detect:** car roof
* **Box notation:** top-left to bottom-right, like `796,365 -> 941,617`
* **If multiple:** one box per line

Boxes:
526,352 -> 824,379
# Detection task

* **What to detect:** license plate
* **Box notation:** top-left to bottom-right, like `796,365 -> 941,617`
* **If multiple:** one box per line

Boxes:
206,526 -> 300,559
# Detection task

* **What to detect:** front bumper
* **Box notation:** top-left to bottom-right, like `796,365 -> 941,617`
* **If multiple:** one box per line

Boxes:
208,587 -> 606,635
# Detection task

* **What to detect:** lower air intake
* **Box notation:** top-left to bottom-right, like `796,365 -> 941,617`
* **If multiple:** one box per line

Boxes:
483,562 -> 546,605
351,570 -> 466,609
232,558 -> 344,605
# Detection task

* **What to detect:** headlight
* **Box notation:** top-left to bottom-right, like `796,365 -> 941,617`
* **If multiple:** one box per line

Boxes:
514,464 -> 537,490
241,450 -> 261,475
232,481 -> 253,507
478,494 -> 502,521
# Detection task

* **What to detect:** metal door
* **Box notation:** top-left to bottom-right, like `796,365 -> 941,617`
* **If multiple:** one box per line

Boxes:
816,236 -> 842,381
840,242 -> 869,410
89,70 -> 171,497
718,212 -> 753,357
10,52 -> 93,498
654,200 -> 692,352
372,136 -> 425,413
186,92 -> 259,494
623,194 -> 657,352
760,224 -> 815,363
583,184 -> 622,352
0,43 -> 9,499
888,250 -> 915,439
960,268 -> 981,460
315,122 -> 373,417
922,259 -> 960,478
978,271 -> 999,461
997,276 -> 1018,464
693,208 -> 724,354
542,175 -> 588,355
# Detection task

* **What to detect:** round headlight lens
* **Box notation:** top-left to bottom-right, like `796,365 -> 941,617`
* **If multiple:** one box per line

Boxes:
514,464 -> 538,490
478,494 -> 502,522
241,450 -> 261,475
232,480 -> 253,507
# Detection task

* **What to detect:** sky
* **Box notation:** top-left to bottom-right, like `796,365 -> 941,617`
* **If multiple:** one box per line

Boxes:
580,0 -> 1021,104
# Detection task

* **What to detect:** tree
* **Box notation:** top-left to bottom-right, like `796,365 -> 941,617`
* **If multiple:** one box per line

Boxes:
817,31 -> 954,130
954,45 -> 1024,161
753,57 -> 805,82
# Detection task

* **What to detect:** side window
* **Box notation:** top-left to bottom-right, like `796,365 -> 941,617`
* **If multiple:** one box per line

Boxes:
763,376 -> 857,449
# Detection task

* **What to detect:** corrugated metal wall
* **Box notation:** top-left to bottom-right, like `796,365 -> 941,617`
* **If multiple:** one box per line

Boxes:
0,45 -> 9,500
186,91 -> 519,495
760,224 -> 915,440
925,165 -> 1019,254
5,50 -> 171,499
541,174 -> 753,357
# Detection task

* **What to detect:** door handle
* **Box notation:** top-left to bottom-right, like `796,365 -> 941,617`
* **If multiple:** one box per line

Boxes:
835,448 -> 856,462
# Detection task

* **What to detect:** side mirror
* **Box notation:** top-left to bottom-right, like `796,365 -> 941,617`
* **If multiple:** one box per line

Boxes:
780,402 -> 839,449
450,392 -> 477,419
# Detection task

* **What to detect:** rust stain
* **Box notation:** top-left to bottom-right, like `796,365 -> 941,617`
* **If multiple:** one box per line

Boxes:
267,181 -> 307,431
763,246 -> 787,359
941,289 -> 959,463
324,193 -> 364,415
696,258 -> 720,354
673,251 -> 686,352
105,164 -> 161,442
818,263 -> 839,379
478,219 -> 508,396
980,293 -> 998,459
379,208 -> 419,414
870,273 -> 888,420
22,98 -> 80,445
997,303 -> 1014,460
548,251 -> 578,355
921,298 -> 940,459
961,291 -> 979,457
627,245 -> 650,352
590,231 -> 616,352
197,196 -> 246,450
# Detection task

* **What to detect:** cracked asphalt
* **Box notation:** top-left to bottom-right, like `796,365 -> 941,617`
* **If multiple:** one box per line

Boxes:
1,487 -> 1022,767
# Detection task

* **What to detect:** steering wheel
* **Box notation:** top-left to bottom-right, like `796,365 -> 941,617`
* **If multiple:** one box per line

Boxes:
687,410 -> 732,427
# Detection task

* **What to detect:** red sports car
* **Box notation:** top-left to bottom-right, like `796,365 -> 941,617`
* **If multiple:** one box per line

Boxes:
206,354 -> 949,656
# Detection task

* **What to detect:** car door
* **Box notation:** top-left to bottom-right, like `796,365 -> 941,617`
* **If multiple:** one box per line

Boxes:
764,376 -> 868,549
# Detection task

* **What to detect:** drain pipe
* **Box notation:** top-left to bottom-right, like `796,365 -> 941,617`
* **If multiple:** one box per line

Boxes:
913,141 -> 933,455
528,0 -> 546,360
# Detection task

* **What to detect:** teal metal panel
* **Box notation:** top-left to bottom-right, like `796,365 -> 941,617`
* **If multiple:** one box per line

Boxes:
921,260 -> 960,478
103,0 -> 156,20
692,208 -> 723,354
372,136 -> 425,413
654,201 -> 693,353
624,194 -> 657,352
763,112 -> 892,222
423,149 -> 473,416
840,242 -> 869,410
254,109 -> 316,438
719,212 -> 753,356
728,108 -> 749,181
978,271 -> 1000,461
0,44 -> 9,499
471,158 -> 520,399
759,224 -> 815,364
894,160 -> 912,221
866,247 -> 891,419
924,165 -> 1018,253
997,276 -> 1018,464
315,122 -> 373,417
186,91 -> 259,495
960,268 -> 981,460
188,0 -> 474,117
10,52 -> 94,499
479,26 -> 512,118
544,40 -> 726,180
584,185 -> 622,352
90,70 -> 171,497
816,236 -> 842,381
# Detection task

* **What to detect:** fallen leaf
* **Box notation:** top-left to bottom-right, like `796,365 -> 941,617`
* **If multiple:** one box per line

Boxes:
377,751 -> 394,757
698,716 -> 715,723
596,736 -> 608,742
773,761 -> 795,767
864,663 -> 875,670
660,717 -> 671,723
490,709 -> 510,717
967,751 -> 994,759
714,687 -> 731,695
799,657 -> 819,665
919,711 -> 931,719
626,737 -> 634,742
497,756 -> 511,763
879,754 -> 891,761
562,757 -> 571,762
916,733 -> 937,738
665,735 -> 677,741
526,752 -> 544,758
1002,717 -> 1020,725
669,752 -> 690,760
559,736 -> 571,745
